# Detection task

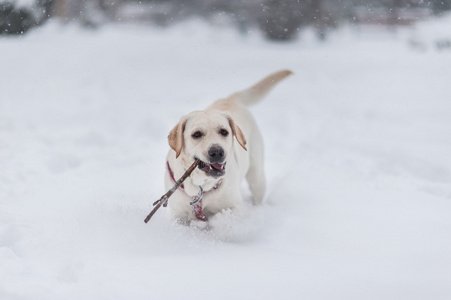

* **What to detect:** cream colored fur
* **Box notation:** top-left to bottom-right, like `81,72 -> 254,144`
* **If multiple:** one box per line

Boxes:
165,70 -> 292,221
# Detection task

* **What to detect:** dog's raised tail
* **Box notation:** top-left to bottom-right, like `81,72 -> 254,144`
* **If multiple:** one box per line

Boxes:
230,69 -> 293,106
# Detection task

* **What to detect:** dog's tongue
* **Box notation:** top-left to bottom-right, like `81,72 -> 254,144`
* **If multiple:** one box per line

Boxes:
211,163 -> 224,170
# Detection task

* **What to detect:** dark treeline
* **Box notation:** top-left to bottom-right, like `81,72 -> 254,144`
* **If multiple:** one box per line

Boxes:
1,0 -> 451,39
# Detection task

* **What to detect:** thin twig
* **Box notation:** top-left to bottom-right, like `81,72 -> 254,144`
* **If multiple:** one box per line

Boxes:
144,159 -> 200,223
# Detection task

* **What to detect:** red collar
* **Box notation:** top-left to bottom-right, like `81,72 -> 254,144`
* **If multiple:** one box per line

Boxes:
167,161 -> 222,221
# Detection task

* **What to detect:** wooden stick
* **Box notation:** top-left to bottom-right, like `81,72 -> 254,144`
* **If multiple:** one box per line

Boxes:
144,159 -> 200,223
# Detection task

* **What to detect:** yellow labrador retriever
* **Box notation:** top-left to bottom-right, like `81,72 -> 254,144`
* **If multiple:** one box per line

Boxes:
166,70 -> 292,222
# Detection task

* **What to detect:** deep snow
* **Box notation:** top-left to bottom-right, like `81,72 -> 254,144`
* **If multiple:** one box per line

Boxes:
1,18 -> 451,299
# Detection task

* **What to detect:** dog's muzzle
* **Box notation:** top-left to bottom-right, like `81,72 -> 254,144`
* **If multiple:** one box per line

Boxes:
196,145 -> 226,178
198,160 -> 226,178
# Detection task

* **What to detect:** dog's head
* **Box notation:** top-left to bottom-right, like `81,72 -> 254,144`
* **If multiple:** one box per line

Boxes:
168,110 -> 247,178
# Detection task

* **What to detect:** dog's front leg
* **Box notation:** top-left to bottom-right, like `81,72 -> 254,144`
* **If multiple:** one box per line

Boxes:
168,191 -> 196,221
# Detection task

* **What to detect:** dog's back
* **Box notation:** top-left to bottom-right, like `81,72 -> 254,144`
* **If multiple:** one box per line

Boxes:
207,70 -> 293,205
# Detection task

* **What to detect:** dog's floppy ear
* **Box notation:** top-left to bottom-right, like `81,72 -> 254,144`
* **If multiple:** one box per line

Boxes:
168,117 -> 187,158
228,117 -> 247,151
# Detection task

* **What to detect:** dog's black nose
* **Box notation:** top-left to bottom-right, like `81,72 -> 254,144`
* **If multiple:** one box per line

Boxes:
208,145 -> 224,162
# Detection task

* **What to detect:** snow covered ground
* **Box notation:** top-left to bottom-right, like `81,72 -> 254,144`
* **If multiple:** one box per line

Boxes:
1,19 -> 451,299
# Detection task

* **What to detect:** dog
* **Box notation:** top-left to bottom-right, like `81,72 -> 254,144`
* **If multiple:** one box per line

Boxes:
165,70 -> 292,222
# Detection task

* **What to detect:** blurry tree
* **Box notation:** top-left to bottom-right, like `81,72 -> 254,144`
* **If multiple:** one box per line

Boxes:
36,0 -> 55,24
0,2 -> 33,34
0,0 -> 55,34
257,0 -> 305,41
256,0 -> 342,41
4,0 -> 451,38
52,0 -> 110,26
430,0 -> 451,14
310,0 -> 344,40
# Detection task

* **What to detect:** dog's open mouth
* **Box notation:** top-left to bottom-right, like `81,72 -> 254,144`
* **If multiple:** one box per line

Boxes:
198,160 -> 226,178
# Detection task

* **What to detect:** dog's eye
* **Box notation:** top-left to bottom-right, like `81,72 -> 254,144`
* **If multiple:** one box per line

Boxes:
192,131 -> 203,139
220,129 -> 229,137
